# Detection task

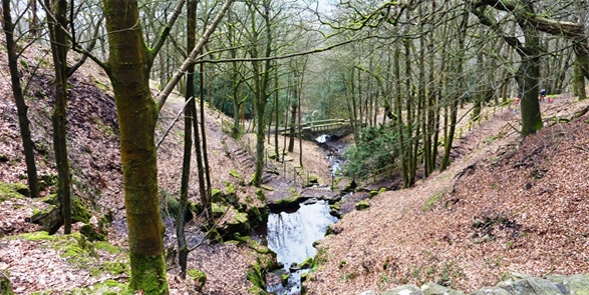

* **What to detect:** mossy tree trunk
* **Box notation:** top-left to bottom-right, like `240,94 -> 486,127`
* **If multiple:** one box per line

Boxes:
515,6 -> 542,137
102,0 -> 169,292
45,0 -> 72,234
574,56 -> 587,100
1,0 -> 39,199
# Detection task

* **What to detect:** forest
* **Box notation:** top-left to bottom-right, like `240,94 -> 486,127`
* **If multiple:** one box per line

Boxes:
1,0 -> 589,294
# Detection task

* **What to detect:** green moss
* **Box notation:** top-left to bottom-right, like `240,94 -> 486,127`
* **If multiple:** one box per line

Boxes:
0,181 -> 29,201
188,269 -> 207,291
255,189 -> 266,201
211,188 -> 222,202
17,231 -> 56,241
128,251 -> 168,294
355,200 -> 369,210
103,261 -> 128,275
211,203 -> 227,217
225,184 -> 235,195
93,241 -> 122,254
299,257 -> 313,268
247,260 -> 267,291
72,197 -> 91,223
81,224 -> 106,242
104,279 -> 123,287
62,243 -> 86,257
230,169 -> 244,185
423,190 -> 446,212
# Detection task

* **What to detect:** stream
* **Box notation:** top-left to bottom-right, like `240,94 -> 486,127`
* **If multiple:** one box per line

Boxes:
253,134 -> 346,295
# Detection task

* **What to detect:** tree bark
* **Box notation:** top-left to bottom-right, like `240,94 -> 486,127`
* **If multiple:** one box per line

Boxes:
102,0 -> 167,292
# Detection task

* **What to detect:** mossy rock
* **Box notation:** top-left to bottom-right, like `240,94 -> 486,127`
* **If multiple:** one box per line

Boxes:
102,261 -> 128,275
247,260 -> 267,291
281,274 -> 289,285
1,269 -> 14,295
17,231 -> 56,241
301,272 -> 308,282
260,185 -> 274,191
190,201 -> 204,215
188,269 -> 207,291
245,203 -> 269,227
0,182 -> 29,202
308,174 -> 318,184
230,169 -> 245,185
30,204 -> 63,234
211,188 -> 222,202
255,189 -> 266,202
81,224 -> 106,242
355,200 -> 369,210
72,196 -> 92,224
211,203 -> 227,218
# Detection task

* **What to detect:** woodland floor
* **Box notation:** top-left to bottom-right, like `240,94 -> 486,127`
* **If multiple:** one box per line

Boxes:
305,95 -> 589,294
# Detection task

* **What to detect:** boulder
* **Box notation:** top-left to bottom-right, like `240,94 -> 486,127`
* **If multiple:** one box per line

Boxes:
547,274 -> 589,294
498,276 -> 562,294
422,283 -> 464,295
469,287 -> 512,295
382,285 -> 424,295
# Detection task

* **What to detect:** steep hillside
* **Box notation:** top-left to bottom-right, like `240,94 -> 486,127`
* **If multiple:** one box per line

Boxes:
0,36 -> 293,293
305,96 -> 589,294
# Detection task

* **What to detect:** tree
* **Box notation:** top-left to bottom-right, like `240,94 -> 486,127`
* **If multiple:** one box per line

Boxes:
44,0 -> 72,234
2,0 -> 39,199
90,0 -> 233,291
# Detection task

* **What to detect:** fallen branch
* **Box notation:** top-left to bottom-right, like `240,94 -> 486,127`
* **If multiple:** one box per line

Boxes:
156,97 -> 194,149
573,145 -> 589,153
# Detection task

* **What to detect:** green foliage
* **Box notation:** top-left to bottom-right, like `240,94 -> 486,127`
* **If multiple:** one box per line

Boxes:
343,124 -> 400,179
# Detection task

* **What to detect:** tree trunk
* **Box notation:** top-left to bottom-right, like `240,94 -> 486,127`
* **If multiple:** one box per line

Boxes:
2,0 -> 39,199
574,57 -> 587,100
177,0 -> 197,278
288,102 -> 296,152
440,8 -> 469,172
45,0 -> 72,234
516,10 -> 543,137
102,0 -> 167,292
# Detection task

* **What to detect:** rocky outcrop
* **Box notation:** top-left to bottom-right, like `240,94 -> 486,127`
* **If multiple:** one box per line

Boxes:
358,273 -> 589,295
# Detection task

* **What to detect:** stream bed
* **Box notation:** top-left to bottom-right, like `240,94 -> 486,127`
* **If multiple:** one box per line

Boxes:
254,199 -> 338,294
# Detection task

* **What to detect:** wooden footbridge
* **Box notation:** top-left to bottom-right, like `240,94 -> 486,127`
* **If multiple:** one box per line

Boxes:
278,118 -> 354,139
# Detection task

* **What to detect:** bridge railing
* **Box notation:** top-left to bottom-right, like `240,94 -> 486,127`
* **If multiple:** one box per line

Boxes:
278,119 -> 350,134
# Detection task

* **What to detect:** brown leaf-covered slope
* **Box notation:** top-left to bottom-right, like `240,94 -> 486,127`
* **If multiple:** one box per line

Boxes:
306,96 -> 589,294
0,35 -> 271,294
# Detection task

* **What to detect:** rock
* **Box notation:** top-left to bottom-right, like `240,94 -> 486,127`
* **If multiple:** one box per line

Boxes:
468,287 -> 512,295
422,283 -> 464,295
31,204 -> 63,234
290,257 -> 313,272
80,223 -> 106,241
382,285 -> 424,295
188,269 -> 206,292
498,276 -> 562,294
355,200 -> 370,210
547,274 -> 589,294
